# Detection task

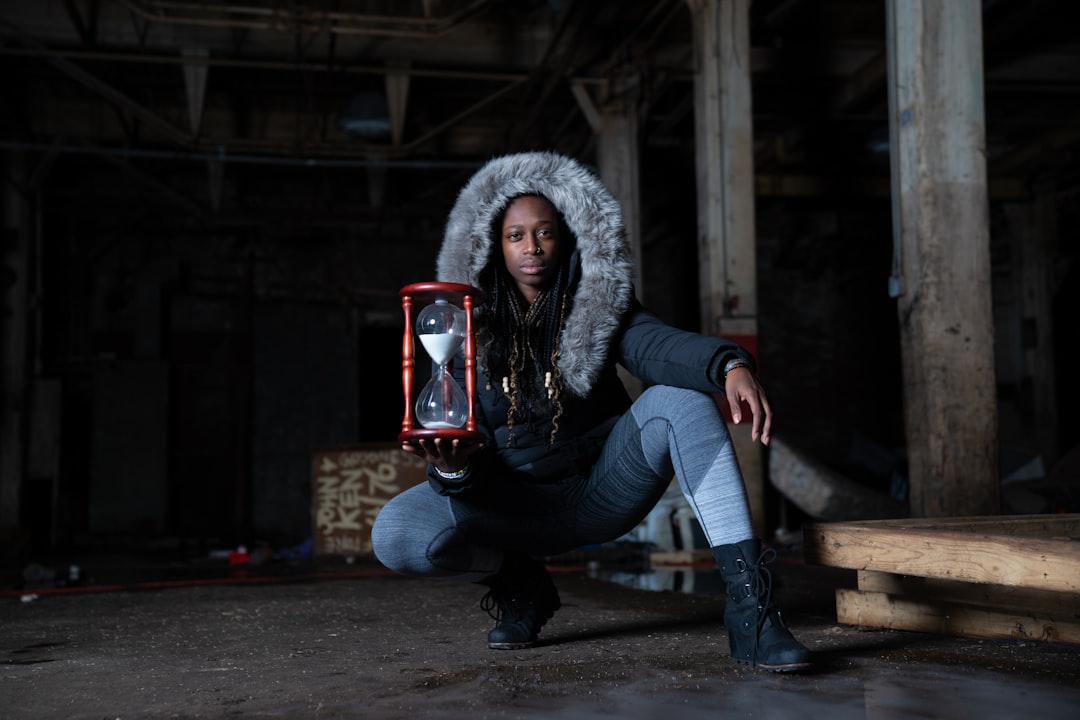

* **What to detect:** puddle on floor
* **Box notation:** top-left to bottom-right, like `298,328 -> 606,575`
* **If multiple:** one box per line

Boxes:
590,566 -> 726,594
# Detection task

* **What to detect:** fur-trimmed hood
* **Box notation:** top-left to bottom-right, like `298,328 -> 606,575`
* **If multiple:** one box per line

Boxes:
436,151 -> 634,397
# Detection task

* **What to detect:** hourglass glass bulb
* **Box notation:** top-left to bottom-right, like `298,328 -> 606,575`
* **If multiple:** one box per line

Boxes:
415,367 -> 468,429
415,298 -> 469,429
416,299 -> 466,364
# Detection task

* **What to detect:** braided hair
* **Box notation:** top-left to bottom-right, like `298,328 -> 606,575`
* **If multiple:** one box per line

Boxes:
477,195 -> 575,445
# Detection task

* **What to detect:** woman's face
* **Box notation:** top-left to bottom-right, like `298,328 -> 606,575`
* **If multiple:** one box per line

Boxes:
500,195 -> 561,305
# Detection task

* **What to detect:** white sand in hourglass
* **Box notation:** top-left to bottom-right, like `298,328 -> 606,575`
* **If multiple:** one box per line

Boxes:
419,333 -> 463,365
419,418 -> 463,429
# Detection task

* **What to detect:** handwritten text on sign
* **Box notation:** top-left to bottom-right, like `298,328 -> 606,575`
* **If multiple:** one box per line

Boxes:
312,444 -> 426,557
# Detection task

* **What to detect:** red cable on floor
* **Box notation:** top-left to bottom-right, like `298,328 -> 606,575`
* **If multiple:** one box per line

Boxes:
2,567 -> 401,599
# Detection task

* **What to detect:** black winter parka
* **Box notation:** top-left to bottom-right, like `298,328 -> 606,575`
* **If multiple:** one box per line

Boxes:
425,152 -> 756,495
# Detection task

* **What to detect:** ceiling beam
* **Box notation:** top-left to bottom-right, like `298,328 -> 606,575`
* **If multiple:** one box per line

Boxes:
1,20 -> 192,146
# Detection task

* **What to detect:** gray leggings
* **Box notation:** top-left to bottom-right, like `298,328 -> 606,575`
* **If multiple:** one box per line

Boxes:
371,385 -> 753,582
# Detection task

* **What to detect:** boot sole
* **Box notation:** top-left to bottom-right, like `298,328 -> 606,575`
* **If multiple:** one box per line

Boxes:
737,658 -> 813,673
488,640 -> 535,650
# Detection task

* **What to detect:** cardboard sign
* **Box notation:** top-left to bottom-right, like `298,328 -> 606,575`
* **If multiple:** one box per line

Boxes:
312,443 -> 427,558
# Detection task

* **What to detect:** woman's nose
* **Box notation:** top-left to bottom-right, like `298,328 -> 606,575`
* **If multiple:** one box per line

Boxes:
527,236 -> 542,254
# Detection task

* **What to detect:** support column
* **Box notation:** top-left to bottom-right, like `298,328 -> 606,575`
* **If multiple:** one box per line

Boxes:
385,59 -> 411,148
1025,195 -> 1059,468
886,0 -> 999,516
687,0 -> 763,536
572,79 -> 642,296
597,107 -> 643,300
689,0 -> 757,336
601,107 -> 645,398
573,79 -> 646,398
181,48 -> 208,135
182,48 -> 223,213
1,152 -> 30,530
1004,197 -> 1059,469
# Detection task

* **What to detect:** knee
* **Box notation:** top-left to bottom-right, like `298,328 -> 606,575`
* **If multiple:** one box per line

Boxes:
370,496 -> 406,567
640,385 -> 717,414
370,491 -> 461,577
636,385 -> 727,433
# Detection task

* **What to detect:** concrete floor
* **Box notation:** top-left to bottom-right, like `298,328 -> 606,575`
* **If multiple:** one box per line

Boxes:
2,550 -> 1078,720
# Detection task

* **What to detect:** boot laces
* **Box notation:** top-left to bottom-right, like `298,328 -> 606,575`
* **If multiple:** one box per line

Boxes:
480,590 -> 501,621
481,589 -> 529,624
744,547 -> 777,631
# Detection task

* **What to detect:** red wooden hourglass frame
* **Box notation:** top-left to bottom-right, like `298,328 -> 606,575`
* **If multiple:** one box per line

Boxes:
398,282 -> 485,443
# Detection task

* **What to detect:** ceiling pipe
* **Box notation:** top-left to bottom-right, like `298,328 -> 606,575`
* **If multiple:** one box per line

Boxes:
116,0 -> 495,39
0,141 -> 486,169
0,45 -> 545,84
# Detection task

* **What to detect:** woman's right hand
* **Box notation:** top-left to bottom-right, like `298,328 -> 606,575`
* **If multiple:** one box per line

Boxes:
723,366 -> 772,446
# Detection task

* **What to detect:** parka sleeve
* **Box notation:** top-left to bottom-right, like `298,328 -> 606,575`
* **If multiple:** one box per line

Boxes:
425,451 -> 491,496
615,299 -> 757,393
424,426 -> 498,495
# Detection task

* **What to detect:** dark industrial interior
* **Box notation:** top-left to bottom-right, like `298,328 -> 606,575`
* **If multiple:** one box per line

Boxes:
3,0 -> 1076,560
2,2 -> 1079,718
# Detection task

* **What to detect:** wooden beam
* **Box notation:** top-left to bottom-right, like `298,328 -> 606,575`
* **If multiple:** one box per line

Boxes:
570,81 -> 602,134
688,0 -> 757,332
650,549 -> 713,566
857,570 -> 1080,619
835,587 -> 1080,644
597,99 -> 647,401
804,515 -> 1080,593
598,104 -> 642,300
769,437 -> 908,521
812,514 -> 1080,536
885,0 -> 998,516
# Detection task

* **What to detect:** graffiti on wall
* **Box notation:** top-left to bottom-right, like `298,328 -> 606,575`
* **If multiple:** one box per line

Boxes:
312,443 -> 427,557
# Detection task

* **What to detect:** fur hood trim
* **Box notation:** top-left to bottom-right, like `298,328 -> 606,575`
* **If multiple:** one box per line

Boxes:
436,151 -> 633,396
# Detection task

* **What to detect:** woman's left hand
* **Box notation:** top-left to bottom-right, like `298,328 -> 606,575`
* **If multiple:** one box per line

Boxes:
723,366 -> 772,445
401,436 -> 484,475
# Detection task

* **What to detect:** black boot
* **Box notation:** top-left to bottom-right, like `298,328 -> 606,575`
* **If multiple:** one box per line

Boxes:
479,553 -> 561,650
713,538 -> 812,672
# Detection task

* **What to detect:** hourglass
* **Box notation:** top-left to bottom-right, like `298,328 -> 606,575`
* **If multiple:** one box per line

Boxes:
398,282 -> 484,443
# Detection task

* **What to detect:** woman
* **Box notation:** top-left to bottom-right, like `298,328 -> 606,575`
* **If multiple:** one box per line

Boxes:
372,151 -> 811,672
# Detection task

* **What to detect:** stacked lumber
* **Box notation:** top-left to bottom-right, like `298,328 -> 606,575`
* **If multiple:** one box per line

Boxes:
803,514 -> 1080,644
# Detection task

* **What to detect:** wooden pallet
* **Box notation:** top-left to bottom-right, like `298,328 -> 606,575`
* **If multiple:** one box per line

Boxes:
803,514 -> 1080,644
